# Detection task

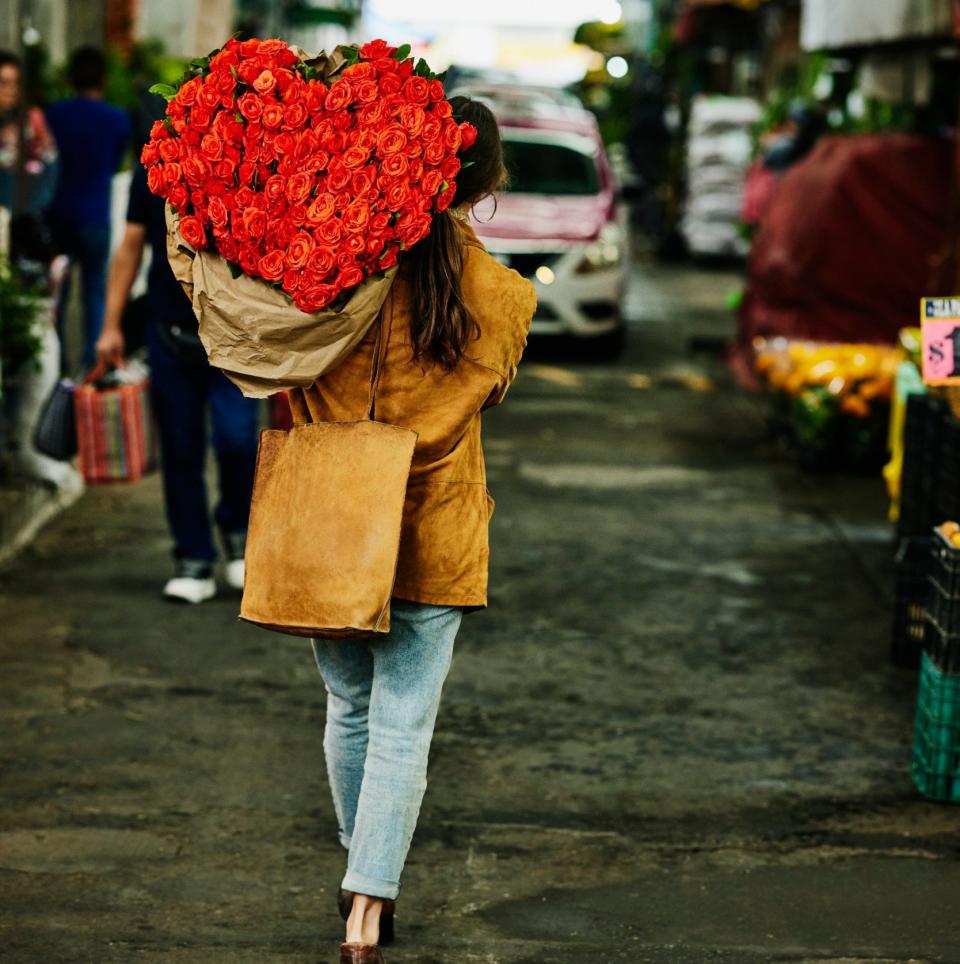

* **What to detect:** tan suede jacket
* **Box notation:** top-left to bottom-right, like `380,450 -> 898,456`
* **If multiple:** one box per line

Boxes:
288,223 -> 536,608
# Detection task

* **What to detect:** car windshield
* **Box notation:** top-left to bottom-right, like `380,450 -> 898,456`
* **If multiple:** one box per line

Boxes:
503,138 -> 600,196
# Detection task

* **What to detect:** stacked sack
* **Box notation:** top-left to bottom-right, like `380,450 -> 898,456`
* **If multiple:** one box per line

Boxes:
682,95 -> 760,257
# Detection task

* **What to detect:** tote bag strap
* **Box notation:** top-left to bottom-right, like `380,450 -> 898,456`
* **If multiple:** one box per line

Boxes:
366,290 -> 394,421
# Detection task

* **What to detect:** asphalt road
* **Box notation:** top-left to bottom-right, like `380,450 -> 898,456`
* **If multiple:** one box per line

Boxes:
2,259 -> 958,963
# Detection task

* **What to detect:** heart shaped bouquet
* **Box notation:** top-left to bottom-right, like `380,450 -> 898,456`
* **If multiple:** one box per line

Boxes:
142,37 -> 477,315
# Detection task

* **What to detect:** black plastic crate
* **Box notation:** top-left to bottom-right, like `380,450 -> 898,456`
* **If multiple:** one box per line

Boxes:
898,395 -> 945,539
925,619 -> 960,675
937,410 -> 960,523
892,536 -> 934,669
912,651 -> 960,803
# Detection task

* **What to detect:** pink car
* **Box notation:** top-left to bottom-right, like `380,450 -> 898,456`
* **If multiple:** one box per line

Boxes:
460,85 -> 627,353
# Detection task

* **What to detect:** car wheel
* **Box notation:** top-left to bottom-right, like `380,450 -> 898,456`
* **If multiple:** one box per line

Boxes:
581,325 -> 626,362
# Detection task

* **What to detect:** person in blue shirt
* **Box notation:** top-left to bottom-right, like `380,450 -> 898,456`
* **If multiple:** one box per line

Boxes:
96,144 -> 259,604
46,47 -> 130,367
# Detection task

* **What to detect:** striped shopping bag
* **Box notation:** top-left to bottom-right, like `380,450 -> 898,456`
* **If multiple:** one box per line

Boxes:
75,365 -> 156,483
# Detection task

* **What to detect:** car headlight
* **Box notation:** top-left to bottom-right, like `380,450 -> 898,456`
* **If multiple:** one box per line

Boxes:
575,224 -> 623,273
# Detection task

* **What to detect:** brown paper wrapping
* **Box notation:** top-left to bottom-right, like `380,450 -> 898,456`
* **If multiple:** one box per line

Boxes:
161,45 -> 392,398
165,204 -> 396,398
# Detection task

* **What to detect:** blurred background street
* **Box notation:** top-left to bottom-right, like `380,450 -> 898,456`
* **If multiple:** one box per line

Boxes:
2,0 -> 960,961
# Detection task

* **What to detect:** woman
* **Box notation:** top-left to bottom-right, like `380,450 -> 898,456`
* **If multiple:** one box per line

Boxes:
287,97 -> 536,964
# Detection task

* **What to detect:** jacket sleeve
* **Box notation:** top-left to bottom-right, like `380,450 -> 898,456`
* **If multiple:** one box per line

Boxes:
463,247 -> 537,409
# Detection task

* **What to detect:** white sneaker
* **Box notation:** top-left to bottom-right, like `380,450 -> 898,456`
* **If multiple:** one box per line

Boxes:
163,560 -> 217,604
224,557 -> 245,591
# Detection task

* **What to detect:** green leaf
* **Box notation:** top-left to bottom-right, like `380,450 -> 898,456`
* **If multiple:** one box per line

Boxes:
393,43 -> 411,61
461,160 -> 475,169
235,111 -> 244,123
415,58 -> 430,78
435,69 -> 447,83
230,64 -> 238,79
149,82 -> 177,102
440,180 -> 448,192
227,261 -> 242,279
163,117 -> 176,134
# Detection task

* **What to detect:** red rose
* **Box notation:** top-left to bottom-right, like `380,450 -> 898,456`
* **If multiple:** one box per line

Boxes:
428,80 -> 445,102
398,214 -> 431,248
264,174 -> 286,204
217,235 -> 239,263
150,119 -> 169,141
178,77 -> 202,106
316,218 -> 342,244
354,80 -> 379,104
460,122 -> 478,149
214,157 -> 236,180
358,102 -> 386,129
421,117 -> 441,142
398,104 -> 425,136
327,167 -> 352,193
366,234 -> 386,258
321,129 -> 347,154
370,212 -> 390,233
262,103 -> 285,130
199,83 -> 220,110
158,139 -> 180,163
342,198 -> 371,234
243,208 -> 267,241
402,76 -> 430,105
253,70 -> 277,95
164,162 -> 184,186
376,125 -> 407,156
379,245 -> 399,270
342,145 -> 369,170
306,192 -> 336,225
190,106 -> 212,128
325,81 -> 354,112
200,132 -> 224,161
374,57 -> 398,75
213,70 -> 236,96
424,141 -> 445,165
338,265 -> 364,290
180,215 -> 206,249
258,250 -> 285,281
360,39 -> 393,60
306,245 -> 336,278
237,93 -> 263,122
285,232 -> 314,270
443,121 -> 462,152
282,269 -> 305,293
286,172 -> 314,205
384,181 -> 410,211
208,196 -> 230,228
379,73 -> 402,96
167,182 -> 189,210
274,132 -> 296,156
408,158 -> 425,182
295,284 -> 339,313
421,170 -> 443,196
283,103 -> 307,130
380,153 -> 408,179
435,183 -> 456,212
343,62 -> 377,82
182,154 -> 210,184
256,38 -> 287,57
351,169 -> 375,196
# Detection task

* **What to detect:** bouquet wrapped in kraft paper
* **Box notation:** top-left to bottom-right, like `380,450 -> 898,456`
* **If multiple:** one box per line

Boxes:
147,37 -> 476,398
165,202 -> 396,397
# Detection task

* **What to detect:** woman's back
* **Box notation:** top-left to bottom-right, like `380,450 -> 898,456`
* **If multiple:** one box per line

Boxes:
289,220 -> 535,607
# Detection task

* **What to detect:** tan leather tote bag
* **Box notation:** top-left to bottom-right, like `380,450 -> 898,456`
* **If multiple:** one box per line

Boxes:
240,315 -> 417,638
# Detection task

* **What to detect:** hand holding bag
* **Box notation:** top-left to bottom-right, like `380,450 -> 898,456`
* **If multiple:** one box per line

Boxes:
240,304 -> 417,638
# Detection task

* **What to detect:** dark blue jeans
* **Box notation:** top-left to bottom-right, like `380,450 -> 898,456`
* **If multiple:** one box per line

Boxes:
146,321 -> 260,563
52,221 -> 110,368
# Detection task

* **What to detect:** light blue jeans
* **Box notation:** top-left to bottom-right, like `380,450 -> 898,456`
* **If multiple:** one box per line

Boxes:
311,600 -> 462,900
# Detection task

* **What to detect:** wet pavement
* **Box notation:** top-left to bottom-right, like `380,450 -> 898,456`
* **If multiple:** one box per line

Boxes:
2,257 -> 958,963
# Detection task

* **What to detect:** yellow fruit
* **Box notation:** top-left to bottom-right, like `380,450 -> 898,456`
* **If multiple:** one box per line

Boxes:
941,521 -> 960,538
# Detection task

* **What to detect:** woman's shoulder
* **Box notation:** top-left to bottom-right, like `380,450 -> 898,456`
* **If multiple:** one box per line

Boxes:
458,222 -> 537,362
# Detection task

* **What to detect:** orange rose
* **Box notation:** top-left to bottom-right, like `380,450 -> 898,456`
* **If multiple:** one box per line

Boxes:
258,250 -> 285,281
376,125 -> 407,156
306,193 -> 336,225
286,232 -> 314,270
179,215 -> 207,249
253,70 -> 277,95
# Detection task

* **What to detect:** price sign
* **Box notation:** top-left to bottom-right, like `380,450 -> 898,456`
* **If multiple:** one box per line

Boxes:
921,298 -> 960,385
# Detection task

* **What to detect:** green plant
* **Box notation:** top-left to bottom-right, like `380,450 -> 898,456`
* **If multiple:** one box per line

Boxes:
0,260 -> 43,377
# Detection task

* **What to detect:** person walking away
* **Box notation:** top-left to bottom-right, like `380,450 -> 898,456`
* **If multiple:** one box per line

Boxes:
46,46 -> 130,368
96,156 -> 259,603
285,97 -> 537,964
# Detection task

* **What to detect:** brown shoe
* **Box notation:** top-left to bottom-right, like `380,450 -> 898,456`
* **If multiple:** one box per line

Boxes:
337,888 -> 395,945
339,943 -> 384,964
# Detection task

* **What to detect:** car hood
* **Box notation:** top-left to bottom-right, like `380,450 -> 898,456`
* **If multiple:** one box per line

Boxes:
470,192 -> 611,245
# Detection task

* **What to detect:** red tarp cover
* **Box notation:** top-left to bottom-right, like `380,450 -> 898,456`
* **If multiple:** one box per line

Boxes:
734,134 -> 951,386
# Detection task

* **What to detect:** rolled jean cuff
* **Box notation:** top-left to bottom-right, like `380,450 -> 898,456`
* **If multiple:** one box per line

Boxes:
339,830 -> 351,851
341,868 -> 400,901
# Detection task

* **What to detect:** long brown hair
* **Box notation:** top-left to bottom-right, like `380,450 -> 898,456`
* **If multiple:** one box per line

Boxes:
404,96 -> 507,370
